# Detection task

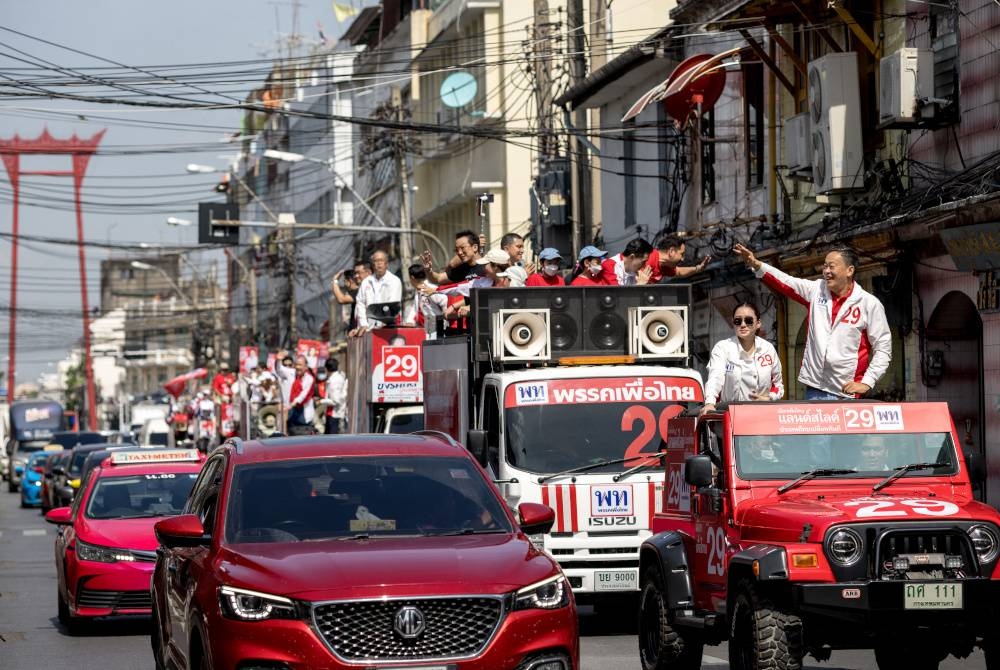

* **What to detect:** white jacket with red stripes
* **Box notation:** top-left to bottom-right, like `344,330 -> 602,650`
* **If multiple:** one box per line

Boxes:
756,262 -> 892,397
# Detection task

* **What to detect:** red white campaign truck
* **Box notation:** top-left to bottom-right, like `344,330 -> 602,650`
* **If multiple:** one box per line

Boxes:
423,285 -> 704,606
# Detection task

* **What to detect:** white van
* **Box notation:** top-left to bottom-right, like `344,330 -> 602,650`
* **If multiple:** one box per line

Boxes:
138,417 -> 171,447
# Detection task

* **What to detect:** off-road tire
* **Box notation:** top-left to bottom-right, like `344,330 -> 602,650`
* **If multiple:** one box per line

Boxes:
874,645 -> 941,670
729,578 -> 803,670
638,567 -> 703,670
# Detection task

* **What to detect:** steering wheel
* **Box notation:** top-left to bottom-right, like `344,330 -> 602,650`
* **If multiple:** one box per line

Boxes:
272,519 -> 309,537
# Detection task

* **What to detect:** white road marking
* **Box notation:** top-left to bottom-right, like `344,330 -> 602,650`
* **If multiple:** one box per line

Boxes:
22,529 -> 46,536
704,655 -> 726,665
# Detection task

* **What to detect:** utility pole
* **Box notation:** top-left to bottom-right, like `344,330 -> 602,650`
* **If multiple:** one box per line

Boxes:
534,0 -> 557,166
279,213 -> 298,345
392,87 -> 413,267
567,0 -> 590,253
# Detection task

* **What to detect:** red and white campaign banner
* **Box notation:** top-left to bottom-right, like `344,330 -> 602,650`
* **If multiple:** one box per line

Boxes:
370,328 -> 425,403
238,346 -> 259,374
503,376 -> 703,408
731,402 -> 955,436
540,482 -> 664,533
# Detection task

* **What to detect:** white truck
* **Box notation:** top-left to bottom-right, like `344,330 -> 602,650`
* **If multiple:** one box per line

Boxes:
423,284 -> 704,607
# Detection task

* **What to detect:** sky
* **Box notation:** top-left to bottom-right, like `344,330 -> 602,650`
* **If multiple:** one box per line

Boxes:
1,0 -> 364,388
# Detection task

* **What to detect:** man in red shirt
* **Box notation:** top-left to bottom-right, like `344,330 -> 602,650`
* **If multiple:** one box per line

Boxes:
645,234 -> 711,283
600,238 -> 654,286
570,246 -> 612,286
526,248 -> 566,286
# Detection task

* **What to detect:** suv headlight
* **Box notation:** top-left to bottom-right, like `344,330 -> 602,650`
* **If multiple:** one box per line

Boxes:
968,525 -> 1000,564
513,575 -> 570,611
826,528 -> 863,567
219,586 -> 297,621
76,539 -> 135,563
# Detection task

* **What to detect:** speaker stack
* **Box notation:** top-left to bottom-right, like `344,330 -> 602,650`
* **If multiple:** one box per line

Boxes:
469,285 -> 690,363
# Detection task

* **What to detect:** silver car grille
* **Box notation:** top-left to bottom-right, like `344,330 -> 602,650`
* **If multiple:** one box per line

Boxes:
313,596 -> 505,662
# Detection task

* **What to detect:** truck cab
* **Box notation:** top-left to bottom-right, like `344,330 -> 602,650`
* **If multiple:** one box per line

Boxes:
424,284 -> 702,605
639,401 -> 999,670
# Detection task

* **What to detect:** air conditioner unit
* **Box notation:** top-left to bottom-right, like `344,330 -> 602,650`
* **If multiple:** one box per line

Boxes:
491,309 -> 551,362
785,112 -> 812,173
628,306 -> 688,360
879,47 -> 935,128
807,52 -> 863,194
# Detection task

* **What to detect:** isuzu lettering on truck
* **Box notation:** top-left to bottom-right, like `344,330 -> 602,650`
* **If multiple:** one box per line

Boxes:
424,285 -> 704,604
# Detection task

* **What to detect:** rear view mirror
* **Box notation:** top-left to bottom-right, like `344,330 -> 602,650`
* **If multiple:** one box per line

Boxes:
517,502 -> 555,535
684,454 -> 714,488
466,429 -> 487,466
964,450 -> 986,484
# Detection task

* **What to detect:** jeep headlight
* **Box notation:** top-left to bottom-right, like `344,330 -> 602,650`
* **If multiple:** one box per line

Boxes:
827,528 -> 863,567
513,575 -> 570,611
76,539 -> 135,563
968,525 -> 1000,564
219,586 -> 297,621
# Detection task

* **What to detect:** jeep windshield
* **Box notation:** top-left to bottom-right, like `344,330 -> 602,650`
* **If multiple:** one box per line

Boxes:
224,456 -> 513,543
504,401 -> 690,474
735,432 -> 959,481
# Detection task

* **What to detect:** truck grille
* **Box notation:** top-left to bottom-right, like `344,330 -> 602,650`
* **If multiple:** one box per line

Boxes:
874,528 -> 978,580
76,588 -> 151,610
313,596 -> 504,662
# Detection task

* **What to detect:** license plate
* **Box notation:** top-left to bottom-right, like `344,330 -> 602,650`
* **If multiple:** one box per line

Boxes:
903,582 -> 962,609
594,569 -> 638,592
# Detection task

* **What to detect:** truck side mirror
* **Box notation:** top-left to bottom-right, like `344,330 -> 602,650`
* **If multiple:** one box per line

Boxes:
466,429 -> 487,466
684,454 -> 714,488
964,450 -> 986,484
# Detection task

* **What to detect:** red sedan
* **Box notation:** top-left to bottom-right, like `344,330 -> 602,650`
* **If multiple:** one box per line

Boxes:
45,448 -> 205,633
151,434 -> 579,670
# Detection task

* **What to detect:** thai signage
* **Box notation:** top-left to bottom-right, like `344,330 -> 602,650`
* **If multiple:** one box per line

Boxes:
939,222 -> 1000,272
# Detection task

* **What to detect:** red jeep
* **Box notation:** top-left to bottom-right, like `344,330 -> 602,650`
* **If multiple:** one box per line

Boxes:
638,401 -> 999,670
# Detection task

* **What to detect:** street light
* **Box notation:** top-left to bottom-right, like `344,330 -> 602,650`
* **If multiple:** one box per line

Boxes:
166,216 -> 193,226
186,163 -> 217,174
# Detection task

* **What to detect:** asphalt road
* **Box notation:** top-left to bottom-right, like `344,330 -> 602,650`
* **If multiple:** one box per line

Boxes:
0,486 -> 988,669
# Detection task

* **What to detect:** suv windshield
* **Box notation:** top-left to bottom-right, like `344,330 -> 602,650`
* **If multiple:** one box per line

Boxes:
734,432 -> 960,480
224,456 -> 512,543
505,401 -> 688,473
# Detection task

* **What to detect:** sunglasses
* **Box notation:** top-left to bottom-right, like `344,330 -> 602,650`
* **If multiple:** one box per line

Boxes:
733,317 -> 756,326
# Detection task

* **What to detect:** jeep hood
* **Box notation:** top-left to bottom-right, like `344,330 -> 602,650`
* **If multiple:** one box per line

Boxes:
734,485 -> 999,544
218,533 -> 559,601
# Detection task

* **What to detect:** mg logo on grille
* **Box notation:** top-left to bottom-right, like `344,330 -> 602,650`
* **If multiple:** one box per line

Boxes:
393,606 -> 426,639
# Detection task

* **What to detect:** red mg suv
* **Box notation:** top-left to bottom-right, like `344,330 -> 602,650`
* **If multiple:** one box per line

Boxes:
151,433 -> 578,670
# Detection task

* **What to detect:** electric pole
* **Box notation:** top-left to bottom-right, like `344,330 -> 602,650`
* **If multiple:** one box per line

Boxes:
567,0 -> 590,253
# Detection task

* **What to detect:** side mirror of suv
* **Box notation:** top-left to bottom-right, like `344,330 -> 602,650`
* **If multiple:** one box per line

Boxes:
155,514 -> 210,548
965,450 -> 986,484
518,502 -> 555,535
684,454 -> 715,488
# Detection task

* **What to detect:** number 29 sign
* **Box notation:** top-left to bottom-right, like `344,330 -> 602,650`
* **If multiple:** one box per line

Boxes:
371,328 -> 425,402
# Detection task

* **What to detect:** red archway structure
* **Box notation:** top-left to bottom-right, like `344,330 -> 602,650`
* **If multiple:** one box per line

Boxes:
0,129 -> 105,429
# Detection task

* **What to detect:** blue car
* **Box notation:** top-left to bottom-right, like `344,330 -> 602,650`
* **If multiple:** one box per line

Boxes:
20,450 -> 56,508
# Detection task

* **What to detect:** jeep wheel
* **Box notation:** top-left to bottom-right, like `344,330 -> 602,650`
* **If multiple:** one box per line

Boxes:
729,578 -> 803,670
874,645 -> 941,670
638,567 -> 703,670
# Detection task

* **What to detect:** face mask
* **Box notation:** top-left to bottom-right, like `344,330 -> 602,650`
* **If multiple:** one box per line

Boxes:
543,263 -> 559,276
587,261 -> 602,275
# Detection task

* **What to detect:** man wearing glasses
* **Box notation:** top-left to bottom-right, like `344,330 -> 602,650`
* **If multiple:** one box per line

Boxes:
353,251 -> 403,333
422,230 -> 487,284
733,243 -> 891,400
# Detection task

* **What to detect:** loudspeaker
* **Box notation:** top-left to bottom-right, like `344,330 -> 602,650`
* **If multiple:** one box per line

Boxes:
469,285 -> 691,362
492,310 -> 551,361
629,306 -> 688,359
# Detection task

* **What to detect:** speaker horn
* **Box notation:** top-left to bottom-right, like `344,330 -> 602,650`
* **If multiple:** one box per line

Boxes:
629,306 -> 688,359
492,309 -> 551,361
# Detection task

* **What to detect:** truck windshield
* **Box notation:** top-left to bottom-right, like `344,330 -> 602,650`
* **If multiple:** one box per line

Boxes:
735,432 -> 960,480
504,401 -> 689,473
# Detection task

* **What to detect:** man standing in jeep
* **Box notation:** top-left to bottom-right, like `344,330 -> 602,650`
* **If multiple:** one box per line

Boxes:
733,243 -> 892,400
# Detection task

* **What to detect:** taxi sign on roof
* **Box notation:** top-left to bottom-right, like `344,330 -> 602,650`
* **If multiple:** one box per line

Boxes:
109,449 -> 201,465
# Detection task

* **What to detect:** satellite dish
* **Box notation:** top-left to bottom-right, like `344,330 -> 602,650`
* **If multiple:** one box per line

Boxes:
440,71 -> 478,109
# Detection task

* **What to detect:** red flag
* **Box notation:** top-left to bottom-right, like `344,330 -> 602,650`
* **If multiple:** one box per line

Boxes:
163,368 -> 209,398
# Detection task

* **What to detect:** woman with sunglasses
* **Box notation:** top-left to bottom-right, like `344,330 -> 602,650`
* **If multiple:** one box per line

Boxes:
701,303 -> 784,415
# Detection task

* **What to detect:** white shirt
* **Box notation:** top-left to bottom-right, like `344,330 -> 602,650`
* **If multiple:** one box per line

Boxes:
405,281 -> 449,338
606,253 -> 636,286
324,370 -> 348,419
704,336 -> 784,405
355,270 -> 403,328
274,359 -> 295,404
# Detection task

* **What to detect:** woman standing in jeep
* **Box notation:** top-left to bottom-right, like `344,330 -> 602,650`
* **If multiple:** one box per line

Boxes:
701,302 -> 784,414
